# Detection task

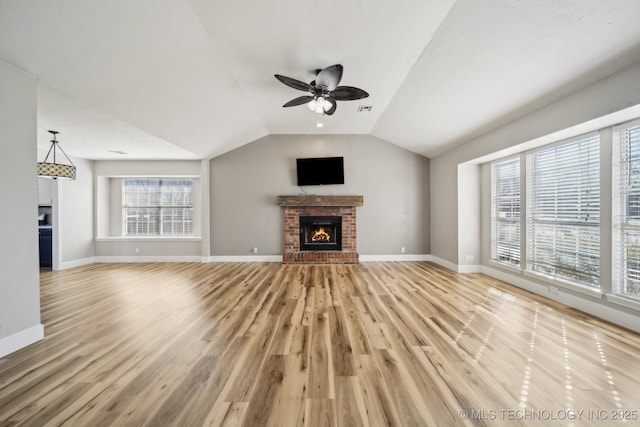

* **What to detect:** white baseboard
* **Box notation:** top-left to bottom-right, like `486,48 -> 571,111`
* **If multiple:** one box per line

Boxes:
425,255 -> 458,271
360,254 -> 431,262
0,324 -> 44,358
425,255 -> 483,273
94,256 -> 203,263
58,257 -> 95,270
207,255 -> 283,263
456,264 -> 482,273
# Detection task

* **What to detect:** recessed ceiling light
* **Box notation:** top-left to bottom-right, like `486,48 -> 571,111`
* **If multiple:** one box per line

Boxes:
315,122 -> 324,128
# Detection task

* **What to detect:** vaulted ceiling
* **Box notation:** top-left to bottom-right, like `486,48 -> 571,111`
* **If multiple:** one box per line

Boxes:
2,0 -> 640,160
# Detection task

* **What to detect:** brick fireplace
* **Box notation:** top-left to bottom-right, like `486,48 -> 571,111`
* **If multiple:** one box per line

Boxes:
277,195 -> 363,264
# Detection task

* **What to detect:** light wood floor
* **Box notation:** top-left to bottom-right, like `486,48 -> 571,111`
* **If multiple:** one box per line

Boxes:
1,262 -> 640,426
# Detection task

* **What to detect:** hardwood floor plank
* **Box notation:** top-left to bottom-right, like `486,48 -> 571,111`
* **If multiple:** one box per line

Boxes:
308,310 -> 332,399
201,401 -> 248,427
8,382 -> 95,426
241,355 -> 285,427
373,348 -> 435,426
305,398 -> 337,427
354,354 -> 403,426
328,306 -> 354,376
144,354 -> 220,426
0,262 -> 639,426
339,295 -> 372,356
265,355 -> 309,427
269,300 -> 299,356
334,376 -> 365,427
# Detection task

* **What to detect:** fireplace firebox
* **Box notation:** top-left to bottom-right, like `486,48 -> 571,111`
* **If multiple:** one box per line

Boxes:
300,216 -> 342,251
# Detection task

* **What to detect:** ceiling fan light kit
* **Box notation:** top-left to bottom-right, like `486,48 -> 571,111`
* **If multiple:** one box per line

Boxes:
275,64 -> 369,116
308,97 -> 334,114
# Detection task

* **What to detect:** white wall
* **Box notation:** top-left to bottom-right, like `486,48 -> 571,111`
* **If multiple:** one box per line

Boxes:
210,134 -> 430,256
0,61 -> 43,357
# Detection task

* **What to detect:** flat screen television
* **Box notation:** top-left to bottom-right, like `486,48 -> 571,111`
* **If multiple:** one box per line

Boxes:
296,156 -> 344,186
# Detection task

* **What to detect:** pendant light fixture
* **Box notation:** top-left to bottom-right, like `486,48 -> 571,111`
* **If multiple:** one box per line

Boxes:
37,130 -> 76,180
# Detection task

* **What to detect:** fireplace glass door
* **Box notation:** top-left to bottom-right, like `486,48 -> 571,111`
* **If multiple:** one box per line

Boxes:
299,216 -> 342,251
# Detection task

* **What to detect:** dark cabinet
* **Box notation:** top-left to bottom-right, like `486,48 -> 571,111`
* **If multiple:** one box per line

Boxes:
39,228 -> 52,267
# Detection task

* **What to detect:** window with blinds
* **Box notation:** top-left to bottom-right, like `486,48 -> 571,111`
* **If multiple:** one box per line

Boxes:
123,179 -> 193,236
491,158 -> 520,266
527,134 -> 600,287
613,121 -> 640,299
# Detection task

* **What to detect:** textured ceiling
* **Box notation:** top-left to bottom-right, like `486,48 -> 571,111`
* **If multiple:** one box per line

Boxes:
1,0 -> 640,160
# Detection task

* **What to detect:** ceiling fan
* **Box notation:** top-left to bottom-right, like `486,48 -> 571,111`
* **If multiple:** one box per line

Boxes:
274,64 -> 369,115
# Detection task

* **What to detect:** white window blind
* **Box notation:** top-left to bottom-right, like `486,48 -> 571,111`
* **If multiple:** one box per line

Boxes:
123,179 -> 193,236
613,121 -> 640,299
527,134 -> 600,287
491,158 -> 520,266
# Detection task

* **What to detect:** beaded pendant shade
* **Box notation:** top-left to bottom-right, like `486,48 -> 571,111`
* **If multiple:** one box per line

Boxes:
37,130 -> 76,180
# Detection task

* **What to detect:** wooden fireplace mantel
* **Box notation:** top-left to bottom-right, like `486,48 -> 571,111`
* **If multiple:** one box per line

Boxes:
277,195 -> 364,207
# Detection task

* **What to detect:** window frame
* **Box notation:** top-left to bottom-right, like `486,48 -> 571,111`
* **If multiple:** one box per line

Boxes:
525,132 -> 601,289
122,178 -> 195,237
612,118 -> 640,302
490,156 -> 521,268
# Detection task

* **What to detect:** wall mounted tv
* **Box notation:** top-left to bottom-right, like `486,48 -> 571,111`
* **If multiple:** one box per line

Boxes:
296,156 -> 344,186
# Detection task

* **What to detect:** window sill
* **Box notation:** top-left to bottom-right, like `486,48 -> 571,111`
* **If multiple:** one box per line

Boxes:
523,270 -> 604,299
605,294 -> 640,311
95,236 -> 202,242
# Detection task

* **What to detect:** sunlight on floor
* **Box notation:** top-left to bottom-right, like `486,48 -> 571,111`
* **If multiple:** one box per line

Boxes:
518,304 -> 539,409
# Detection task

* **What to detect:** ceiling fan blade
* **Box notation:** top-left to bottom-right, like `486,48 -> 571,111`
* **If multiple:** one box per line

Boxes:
274,74 -> 313,92
330,86 -> 369,101
324,100 -> 337,116
315,64 -> 343,91
283,95 -> 315,107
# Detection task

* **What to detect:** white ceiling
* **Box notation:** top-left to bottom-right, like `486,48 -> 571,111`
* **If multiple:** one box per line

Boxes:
2,0 -> 640,160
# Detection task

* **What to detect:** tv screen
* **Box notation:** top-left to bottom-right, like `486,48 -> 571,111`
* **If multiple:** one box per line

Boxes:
296,156 -> 344,186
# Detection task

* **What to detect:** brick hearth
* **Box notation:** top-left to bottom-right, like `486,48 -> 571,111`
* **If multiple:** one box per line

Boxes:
277,195 -> 363,264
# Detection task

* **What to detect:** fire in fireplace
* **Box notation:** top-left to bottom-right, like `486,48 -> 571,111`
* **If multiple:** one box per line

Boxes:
300,216 -> 342,251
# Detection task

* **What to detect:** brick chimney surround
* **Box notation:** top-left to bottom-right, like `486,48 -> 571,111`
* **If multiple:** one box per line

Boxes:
277,195 -> 364,264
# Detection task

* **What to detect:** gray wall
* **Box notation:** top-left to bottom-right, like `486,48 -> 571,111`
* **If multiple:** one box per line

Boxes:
58,156 -> 95,265
210,134 -> 430,256
0,61 -> 42,355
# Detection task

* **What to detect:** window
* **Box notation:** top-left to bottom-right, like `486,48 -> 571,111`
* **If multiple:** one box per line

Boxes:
527,134 -> 600,287
123,179 -> 193,236
491,158 -> 520,266
613,121 -> 640,299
